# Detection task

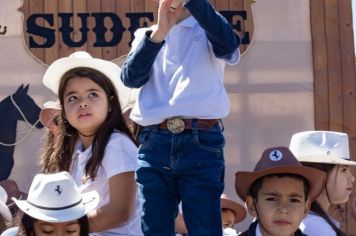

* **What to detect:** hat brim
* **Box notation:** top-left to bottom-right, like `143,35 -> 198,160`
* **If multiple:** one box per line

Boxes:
221,198 -> 246,224
297,154 -> 356,166
235,165 -> 326,202
0,201 -> 12,222
13,190 -> 99,223
42,57 -> 136,110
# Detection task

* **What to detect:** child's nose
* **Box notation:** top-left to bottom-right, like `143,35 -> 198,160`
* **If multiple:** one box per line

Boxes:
277,201 -> 291,213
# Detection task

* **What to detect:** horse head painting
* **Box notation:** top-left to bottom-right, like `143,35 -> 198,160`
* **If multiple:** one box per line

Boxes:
0,84 -> 43,181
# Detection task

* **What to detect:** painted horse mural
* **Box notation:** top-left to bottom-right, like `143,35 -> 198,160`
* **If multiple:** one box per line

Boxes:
0,84 -> 43,181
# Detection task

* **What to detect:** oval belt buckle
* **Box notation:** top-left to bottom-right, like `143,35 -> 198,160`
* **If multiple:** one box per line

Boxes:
167,118 -> 185,134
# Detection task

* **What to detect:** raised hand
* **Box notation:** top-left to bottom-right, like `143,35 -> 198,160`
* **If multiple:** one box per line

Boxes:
150,0 -> 183,43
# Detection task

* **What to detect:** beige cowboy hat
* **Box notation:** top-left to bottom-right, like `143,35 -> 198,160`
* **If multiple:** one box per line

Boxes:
235,146 -> 326,202
42,51 -> 137,110
13,172 -> 99,223
39,100 -> 61,129
0,186 -> 12,222
220,194 -> 246,224
289,131 -> 356,165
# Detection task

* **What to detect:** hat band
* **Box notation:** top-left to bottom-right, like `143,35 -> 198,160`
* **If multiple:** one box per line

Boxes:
27,199 -> 82,211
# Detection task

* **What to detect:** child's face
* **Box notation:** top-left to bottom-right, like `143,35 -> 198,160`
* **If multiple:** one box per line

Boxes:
326,165 -> 355,204
63,77 -> 110,138
221,209 -> 235,229
246,176 -> 310,236
34,220 -> 80,236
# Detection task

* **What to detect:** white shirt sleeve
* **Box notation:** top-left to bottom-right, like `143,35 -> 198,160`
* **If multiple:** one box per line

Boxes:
101,132 -> 138,179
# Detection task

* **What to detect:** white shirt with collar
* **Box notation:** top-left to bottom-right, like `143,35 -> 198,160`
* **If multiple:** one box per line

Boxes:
71,131 -> 142,236
130,16 -> 240,126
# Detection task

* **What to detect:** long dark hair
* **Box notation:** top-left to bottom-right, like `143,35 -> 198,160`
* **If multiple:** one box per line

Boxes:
302,162 -> 346,236
40,67 -> 137,180
17,213 -> 89,236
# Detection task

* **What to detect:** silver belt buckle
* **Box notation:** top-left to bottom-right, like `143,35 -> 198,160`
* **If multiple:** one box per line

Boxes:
166,118 -> 185,133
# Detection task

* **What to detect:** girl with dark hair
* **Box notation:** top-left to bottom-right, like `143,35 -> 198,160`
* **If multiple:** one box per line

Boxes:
41,51 -> 142,235
290,131 -> 356,236
16,212 -> 89,236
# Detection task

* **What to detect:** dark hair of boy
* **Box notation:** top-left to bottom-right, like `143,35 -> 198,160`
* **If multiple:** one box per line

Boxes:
302,162 -> 346,236
249,173 -> 309,202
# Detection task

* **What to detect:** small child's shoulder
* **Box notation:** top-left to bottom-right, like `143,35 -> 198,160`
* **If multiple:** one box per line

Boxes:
301,213 -> 335,235
110,131 -> 132,142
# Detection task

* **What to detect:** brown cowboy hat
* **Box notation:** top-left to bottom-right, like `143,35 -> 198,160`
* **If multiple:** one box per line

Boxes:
235,146 -> 326,202
220,194 -> 246,224
39,100 -> 61,129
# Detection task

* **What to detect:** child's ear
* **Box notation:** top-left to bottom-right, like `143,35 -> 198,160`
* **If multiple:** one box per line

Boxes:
246,195 -> 258,217
304,197 -> 311,217
108,96 -> 113,112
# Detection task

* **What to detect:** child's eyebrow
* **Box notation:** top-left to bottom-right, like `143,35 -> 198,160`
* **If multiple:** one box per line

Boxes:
263,192 -> 280,196
64,88 -> 100,96
263,192 -> 304,198
289,193 -> 304,198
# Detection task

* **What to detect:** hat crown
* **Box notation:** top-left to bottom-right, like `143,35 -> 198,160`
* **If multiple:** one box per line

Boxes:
68,51 -> 92,59
254,146 -> 301,171
290,131 -> 350,161
27,172 -> 81,209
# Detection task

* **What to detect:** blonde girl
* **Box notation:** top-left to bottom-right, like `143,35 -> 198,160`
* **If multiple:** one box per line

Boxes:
290,131 -> 356,236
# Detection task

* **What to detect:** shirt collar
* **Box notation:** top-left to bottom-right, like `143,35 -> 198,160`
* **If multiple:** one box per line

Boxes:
74,139 -> 92,157
256,223 -> 263,236
175,15 -> 197,28
256,222 -> 296,236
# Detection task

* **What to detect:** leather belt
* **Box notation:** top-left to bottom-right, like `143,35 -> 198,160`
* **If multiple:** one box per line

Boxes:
158,118 -> 220,133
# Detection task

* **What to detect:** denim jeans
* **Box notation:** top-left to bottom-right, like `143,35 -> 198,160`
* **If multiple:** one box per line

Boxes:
136,121 -> 225,236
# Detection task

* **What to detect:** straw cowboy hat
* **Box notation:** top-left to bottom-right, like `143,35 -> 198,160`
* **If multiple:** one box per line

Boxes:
12,172 -> 99,223
289,131 -> 356,165
220,194 -> 246,224
235,147 -> 326,202
0,186 -> 12,222
39,100 -> 61,129
42,51 -> 136,110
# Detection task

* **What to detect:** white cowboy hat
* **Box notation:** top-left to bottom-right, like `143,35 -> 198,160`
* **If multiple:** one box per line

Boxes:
42,51 -> 136,110
12,172 -> 99,223
289,131 -> 356,165
0,186 -> 12,222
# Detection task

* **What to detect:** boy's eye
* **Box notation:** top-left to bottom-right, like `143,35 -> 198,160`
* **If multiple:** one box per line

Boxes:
290,198 -> 302,203
66,230 -> 78,234
265,197 -> 276,201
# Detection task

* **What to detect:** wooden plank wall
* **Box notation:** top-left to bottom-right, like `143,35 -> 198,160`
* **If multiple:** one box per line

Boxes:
310,0 -> 356,234
20,0 -> 253,65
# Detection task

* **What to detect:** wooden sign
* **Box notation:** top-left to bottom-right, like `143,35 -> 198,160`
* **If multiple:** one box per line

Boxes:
19,0 -> 255,65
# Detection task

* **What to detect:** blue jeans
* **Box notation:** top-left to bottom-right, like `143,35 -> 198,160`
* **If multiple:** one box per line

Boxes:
136,121 -> 225,236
